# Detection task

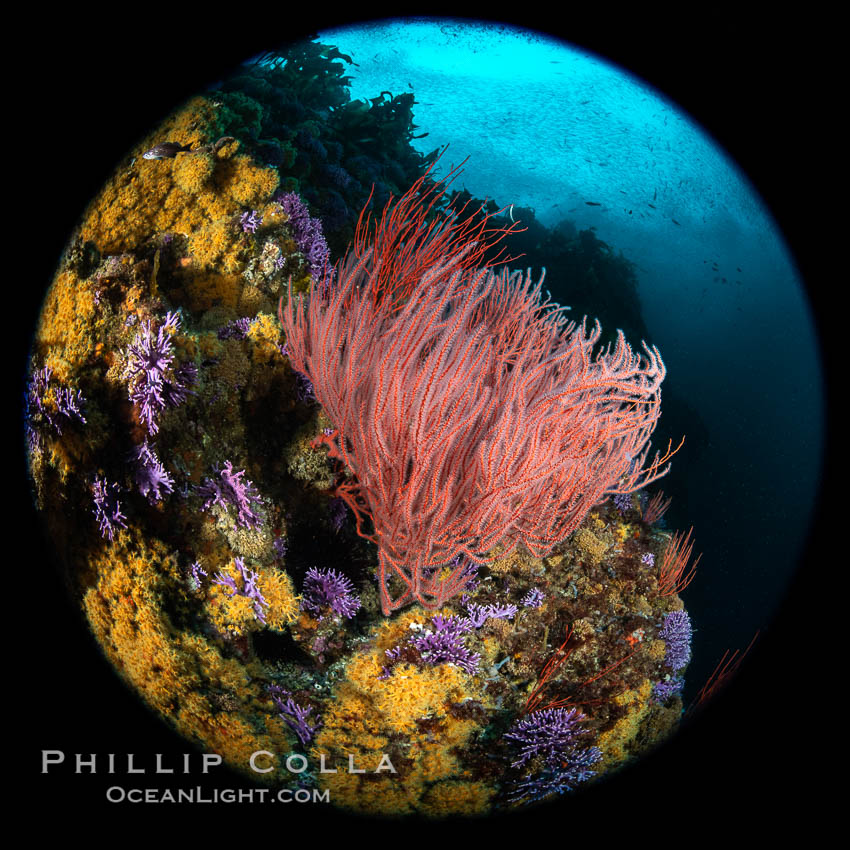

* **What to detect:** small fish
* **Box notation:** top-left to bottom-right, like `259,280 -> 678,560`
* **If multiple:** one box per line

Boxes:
585,201 -> 601,206
143,136 -> 234,162
143,141 -> 194,160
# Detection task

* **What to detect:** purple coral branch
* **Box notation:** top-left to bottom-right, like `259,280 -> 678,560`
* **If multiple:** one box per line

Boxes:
25,365 -> 87,451
218,317 -> 252,341
240,210 -> 263,233
410,614 -> 480,674
92,475 -> 128,541
212,557 -> 269,623
659,609 -> 692,672
464,601 -> 518,629
188,561 -> 207,592
381,614 -> 480,679
123,311 -> 194,434
198,461 -> 264,529
131,440 -> 174,503
276,192 -> 331,281
301,566 -> 360,620
267,685 -> 321,746
521,587 -> 545,608
379,594 -> 521,680
504,707 -> 602,803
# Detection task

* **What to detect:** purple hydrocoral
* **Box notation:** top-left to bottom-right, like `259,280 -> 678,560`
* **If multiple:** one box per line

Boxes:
198,461 -> 264,529
612,492 -> 633,513
301,566 -> 361,620
92,475 -> 128,541
507,748 -> 602,804
240,209 -> 263,233
659,609 -> 692,672
26,366 -> 56,419
212,557 -> 269,623
163,361 -> 197,407
131,440 -> 174,503
378,614 -> 480,678
25,365 -> 87,451
504,707 -> 602,803
217,317 -> 252,341
268,685 -> 321,745
464,601 -> 518,628
273,535 -> 288,560
294,371 -> 315,403
328,497 -> 347,532
56,387 -> 86,424
410,614 -> 480,674
276,192 -> 331,280
379,595 -> 515,679
188,561 -> 207,592
123,311 -> 193,434
652,677 -> 684,703
521,587 -> 545,608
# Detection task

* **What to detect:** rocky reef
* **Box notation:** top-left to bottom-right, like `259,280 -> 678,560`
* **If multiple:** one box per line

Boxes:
25,42 -> 695,817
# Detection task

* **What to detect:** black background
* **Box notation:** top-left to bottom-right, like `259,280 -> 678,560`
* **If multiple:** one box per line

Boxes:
16,7 -> 832,835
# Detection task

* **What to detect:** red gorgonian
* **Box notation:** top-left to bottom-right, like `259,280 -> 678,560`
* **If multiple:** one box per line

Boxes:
280,160 -> 679,614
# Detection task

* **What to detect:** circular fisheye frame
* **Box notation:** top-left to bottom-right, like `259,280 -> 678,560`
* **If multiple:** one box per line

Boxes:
26,19 -> 823,817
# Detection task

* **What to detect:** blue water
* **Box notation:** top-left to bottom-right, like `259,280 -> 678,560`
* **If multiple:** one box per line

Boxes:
316,19 -> 824,689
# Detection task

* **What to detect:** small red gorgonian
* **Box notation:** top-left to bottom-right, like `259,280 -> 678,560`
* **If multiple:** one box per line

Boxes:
280,160 -> 679,614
